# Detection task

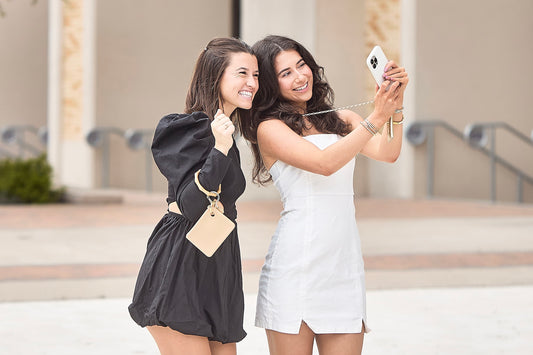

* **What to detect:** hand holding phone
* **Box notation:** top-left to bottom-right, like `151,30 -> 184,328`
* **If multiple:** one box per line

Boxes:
366,45 -> 400,140
366,45 -> 389,88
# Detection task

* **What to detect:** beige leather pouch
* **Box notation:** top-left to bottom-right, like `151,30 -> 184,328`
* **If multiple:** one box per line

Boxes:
186,202 -> 235,257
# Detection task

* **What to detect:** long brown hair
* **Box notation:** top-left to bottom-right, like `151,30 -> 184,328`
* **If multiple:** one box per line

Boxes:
185,37 -> 254,123
240,35 -> 350,184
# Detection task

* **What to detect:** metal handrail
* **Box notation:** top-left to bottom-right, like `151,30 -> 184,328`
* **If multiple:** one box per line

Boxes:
406,120 -> 533,203
464,122 -> 533,148
0,125 -> 47,158
464,122 -> 533,203
85,127 -> 125,188
406,120 -> 464,198
124,129 -> 155,192
85,127 -> 155,191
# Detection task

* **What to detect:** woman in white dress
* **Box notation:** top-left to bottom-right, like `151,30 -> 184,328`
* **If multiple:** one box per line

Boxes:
240,35 -> 408,355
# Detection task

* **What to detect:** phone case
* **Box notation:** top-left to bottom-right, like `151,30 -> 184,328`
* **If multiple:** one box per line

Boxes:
366,45 -> 389,87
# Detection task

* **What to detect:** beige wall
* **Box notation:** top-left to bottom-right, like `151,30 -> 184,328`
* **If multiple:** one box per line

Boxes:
0,1 -> 48,157
241,0 -> 316,51
414,0 -> 533,202
95,0 -> 233,191
315,0 -> 370,196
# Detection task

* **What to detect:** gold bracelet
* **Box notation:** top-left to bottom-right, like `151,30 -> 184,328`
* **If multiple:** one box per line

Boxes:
392,114 -> 404,125
194,170 -> 221,197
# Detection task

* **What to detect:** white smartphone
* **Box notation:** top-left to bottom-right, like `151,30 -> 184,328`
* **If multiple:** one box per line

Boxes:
366,45 -> 389,87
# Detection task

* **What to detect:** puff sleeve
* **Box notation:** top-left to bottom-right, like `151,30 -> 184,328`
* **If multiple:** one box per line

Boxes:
151,112 -> 231,222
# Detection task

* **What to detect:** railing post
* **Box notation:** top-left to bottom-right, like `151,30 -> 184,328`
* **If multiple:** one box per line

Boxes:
489,127 -> 496,202
124,129 -> 154,192
145,148 -> 153,192
102,134 -> 110,188
517,174 -> 523,203
86,127 -> 125,188
427,126 -> 435,198
410,121 -> 533,204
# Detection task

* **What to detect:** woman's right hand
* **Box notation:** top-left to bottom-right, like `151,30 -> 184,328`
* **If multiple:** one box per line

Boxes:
211,109 -> 235,155
371,80 -> 401,126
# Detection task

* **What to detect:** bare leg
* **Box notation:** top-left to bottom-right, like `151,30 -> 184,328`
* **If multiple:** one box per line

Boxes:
209,340 -> 236,355
315,324 -> 365,355
147,325 -> 211,355
265,321 -> 315,355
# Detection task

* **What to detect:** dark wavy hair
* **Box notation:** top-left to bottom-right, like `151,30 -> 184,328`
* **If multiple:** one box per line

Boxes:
240,35 -> 350,184
185,37 -> 254,124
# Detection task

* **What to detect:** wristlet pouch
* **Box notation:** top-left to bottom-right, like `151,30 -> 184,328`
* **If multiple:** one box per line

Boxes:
185,170 -> 235,257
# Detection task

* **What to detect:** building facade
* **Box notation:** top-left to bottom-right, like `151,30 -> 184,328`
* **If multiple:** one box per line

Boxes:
1,0 -> 532,202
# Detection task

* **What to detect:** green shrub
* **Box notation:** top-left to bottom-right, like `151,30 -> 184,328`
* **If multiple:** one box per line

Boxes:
0,154 -> 64,203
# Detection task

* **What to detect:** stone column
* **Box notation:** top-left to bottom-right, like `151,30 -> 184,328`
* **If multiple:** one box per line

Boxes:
364,0 -> 415,198
48,0 -> 95,188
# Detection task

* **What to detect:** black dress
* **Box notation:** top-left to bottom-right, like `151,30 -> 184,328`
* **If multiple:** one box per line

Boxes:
128,112 -> 247,344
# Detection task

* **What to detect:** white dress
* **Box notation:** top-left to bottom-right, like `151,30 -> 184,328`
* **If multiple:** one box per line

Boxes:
255,134 -> 368,334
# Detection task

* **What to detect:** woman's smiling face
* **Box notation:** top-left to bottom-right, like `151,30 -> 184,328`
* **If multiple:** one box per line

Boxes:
274,49 -> 313,108
219,52 -> 259,115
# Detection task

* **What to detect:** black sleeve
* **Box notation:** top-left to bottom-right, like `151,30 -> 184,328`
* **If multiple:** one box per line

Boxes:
177,148 -> 230,222
151,112 -> 231,223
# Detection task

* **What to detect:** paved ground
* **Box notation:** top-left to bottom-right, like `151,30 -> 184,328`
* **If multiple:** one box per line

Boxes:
1,190 -> 533,354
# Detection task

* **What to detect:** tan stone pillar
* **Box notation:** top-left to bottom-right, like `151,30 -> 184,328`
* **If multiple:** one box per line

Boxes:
48,0 -> 95,188
364,0 -> 415,198
364,0 -> 401,98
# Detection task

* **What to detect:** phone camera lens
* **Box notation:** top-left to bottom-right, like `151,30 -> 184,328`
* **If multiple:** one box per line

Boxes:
370,56 -> 378,68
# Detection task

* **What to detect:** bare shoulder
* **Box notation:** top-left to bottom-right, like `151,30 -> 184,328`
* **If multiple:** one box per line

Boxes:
337,109 -> 363,126
256,118 -> 303,171
257,118 -> 294,139
258,118 -> 289,130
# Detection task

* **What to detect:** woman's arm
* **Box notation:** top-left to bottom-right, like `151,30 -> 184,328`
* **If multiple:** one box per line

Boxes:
177,110 -> 235,222
177,148 -> 231,222
258,80 -> 401,176
339,109 -> 403,163
340,60 -> 409,163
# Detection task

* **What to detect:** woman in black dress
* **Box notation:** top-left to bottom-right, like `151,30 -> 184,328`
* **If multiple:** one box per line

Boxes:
128,38 -> 259,355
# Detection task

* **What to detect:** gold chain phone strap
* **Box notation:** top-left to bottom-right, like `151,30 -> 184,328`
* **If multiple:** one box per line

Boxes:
186,170 -> 235,257
303,99 -> 403,141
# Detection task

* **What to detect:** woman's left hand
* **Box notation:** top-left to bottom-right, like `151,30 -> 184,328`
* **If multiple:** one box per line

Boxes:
383,61 -> 409,102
